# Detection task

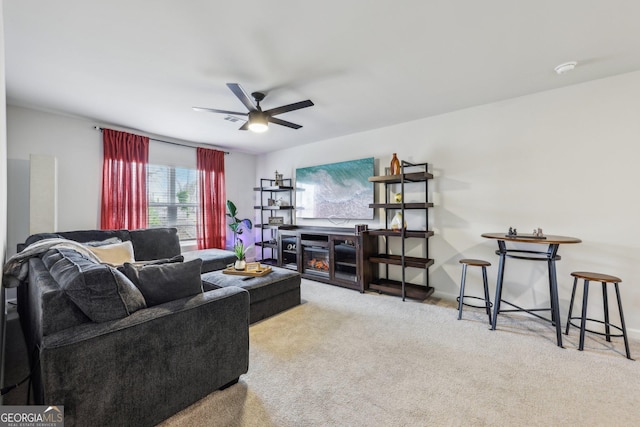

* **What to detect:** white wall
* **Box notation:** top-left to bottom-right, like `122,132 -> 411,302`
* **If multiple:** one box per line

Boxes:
222,149 -> 257,257
1,1 -> 9,403
258,71 -> 640,338
6,106 -> 257,256
6,71 -> 640,338
7,107 -> 103,249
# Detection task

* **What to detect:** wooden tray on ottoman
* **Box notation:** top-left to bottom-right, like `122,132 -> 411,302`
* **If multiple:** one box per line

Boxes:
222,262 -> 272,277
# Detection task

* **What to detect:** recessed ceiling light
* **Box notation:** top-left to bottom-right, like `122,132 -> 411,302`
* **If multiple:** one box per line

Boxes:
554,61 -> 578,75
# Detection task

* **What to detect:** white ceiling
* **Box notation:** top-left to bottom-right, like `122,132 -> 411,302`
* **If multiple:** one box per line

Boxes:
4,1 -> 640,154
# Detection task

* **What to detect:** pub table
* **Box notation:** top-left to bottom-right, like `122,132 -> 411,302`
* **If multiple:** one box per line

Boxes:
481,232 -> 582,347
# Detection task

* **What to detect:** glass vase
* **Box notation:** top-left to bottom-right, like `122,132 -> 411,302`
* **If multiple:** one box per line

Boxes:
390,212 -> 407,231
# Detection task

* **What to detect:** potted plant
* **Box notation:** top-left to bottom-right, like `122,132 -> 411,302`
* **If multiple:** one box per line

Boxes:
233,240 -> 248,270
226,200 -> 253,245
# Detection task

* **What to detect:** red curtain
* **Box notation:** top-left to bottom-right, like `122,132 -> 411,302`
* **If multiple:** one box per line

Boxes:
100,129 -> 149,230
196,148 -> 226,249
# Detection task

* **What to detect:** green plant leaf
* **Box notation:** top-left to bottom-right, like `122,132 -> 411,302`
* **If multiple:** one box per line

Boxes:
227,199 -> 252,245
226,200 -> 238,217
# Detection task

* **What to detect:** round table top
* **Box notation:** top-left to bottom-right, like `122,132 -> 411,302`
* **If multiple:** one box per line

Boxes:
481,233 -> 582,245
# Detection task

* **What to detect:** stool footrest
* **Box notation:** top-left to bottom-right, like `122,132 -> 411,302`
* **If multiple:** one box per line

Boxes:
567,317 -> 626,338
457,295 -> 493,309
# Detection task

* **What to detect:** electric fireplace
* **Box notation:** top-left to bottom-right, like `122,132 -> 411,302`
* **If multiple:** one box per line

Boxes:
303,245 -> 330,278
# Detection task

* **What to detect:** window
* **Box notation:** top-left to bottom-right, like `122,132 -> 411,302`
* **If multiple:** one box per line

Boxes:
147,165 -> 198,241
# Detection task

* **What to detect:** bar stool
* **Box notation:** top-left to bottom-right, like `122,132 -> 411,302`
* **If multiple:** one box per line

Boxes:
457,259 -> 492,326
565,271 -> 632,360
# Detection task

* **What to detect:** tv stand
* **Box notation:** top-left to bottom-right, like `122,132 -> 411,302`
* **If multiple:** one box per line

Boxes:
277,226 -> 377,292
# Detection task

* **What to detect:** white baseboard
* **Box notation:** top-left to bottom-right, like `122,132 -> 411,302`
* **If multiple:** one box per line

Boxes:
429,289 -> 640,341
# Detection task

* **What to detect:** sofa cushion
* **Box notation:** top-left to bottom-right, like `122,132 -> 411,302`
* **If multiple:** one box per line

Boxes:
25,232 -> 63,246
23,228 -> 181,262
129,228 -> 181,261
28,257 -> 91,336
87,240 -> 136,266
57,229 -> 130,244
23,230 -> 130,252
122,258 -> 203,307
182,248 -> 237,273
47,249 -> 146,322
82,237 -> 122,247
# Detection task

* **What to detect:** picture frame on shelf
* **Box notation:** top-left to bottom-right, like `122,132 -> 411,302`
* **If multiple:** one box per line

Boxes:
268,216 -> 284,225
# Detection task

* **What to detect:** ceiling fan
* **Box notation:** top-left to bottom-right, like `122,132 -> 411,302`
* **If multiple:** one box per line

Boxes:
193,83 -> 314,132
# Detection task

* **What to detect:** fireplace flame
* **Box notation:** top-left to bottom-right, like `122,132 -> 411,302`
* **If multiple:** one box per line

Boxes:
307,258 -> 329,271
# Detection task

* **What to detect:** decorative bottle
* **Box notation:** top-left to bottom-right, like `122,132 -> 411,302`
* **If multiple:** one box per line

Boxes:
390,153 -> 401,175
390,212 -> 407,231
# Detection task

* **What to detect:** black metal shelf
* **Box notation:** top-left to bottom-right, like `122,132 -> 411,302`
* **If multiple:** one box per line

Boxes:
254,205 -> 295,210
367,160 -> 433,301
256,224 -> 297,229
369,202 -> 434,209
256,241 -> 278,249
252,186 -> 294,192
369,279 -> 434,300
254,178 -> 294,264
368,171 -> 433,184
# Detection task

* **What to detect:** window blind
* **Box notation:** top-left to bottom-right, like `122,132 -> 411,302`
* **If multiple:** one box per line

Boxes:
147,164 -> 199,240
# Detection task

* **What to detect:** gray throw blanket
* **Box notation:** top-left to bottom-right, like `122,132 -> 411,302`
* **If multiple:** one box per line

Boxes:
2,238 -> 102,288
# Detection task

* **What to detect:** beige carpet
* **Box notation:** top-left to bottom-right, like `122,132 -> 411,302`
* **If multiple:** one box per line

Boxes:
160,279 -> 640,427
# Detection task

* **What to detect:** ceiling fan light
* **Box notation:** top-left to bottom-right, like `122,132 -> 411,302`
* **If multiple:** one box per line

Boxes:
248,122 -> 268,132
248,112 -> 268,133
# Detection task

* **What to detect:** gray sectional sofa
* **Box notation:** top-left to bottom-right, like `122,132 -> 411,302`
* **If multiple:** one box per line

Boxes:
13,227 -> 301,427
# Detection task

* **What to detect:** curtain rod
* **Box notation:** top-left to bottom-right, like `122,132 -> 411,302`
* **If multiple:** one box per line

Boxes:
94,126 -> 229,154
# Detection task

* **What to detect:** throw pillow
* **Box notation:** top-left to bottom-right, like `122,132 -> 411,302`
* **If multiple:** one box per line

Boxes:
129,228 -> 181,261
132,254 -> 184,266
49,249 -> 146,322
115,255 -> 184,274
122,258 -> 203,307
111,268 -> 147,314
87,240 -> 135,266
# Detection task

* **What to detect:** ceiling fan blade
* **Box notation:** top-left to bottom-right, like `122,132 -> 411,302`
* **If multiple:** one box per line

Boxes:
227,83 -> 257,112
268,116 -> 302,129
239,121 -> 250,131
264,100 -> 314,116
192,107 -> 248,116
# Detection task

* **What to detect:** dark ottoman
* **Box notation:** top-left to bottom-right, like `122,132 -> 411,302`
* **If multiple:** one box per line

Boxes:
202,266 -> 301,324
